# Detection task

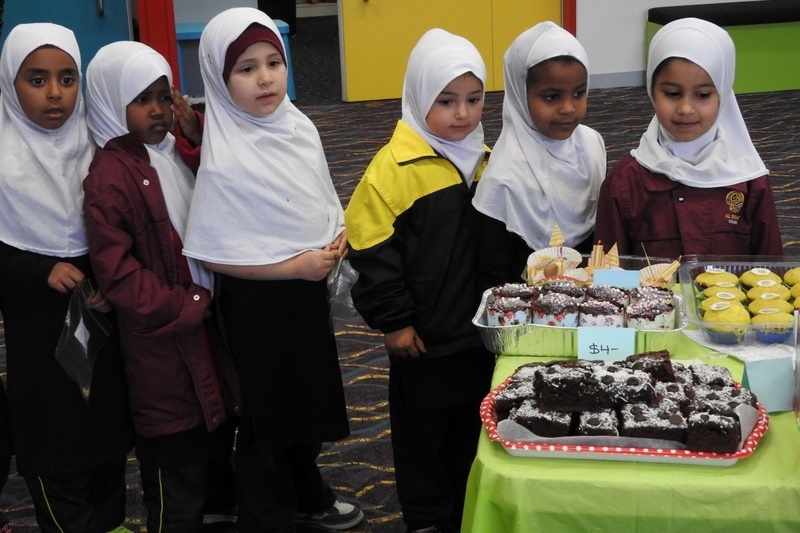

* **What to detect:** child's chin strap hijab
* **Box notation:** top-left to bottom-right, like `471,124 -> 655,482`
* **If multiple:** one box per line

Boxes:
0,23 -> 93,256
183,7 -> 344,266
632,17 -> 767,188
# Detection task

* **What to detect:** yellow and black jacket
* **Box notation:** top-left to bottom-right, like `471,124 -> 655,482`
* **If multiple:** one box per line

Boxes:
345,120 -> 490,359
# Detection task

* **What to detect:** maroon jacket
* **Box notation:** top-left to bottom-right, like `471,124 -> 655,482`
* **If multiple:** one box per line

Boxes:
595,154 -> 783,259
83,126 -> 239,438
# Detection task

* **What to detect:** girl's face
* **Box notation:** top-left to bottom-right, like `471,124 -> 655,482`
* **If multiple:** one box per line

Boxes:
14,45 -> 80,130
126,76 -> 174,145
526,59 -> 587,141
652,58 -> 720,143
425,72 -> 484,142
226,41 -> 287,117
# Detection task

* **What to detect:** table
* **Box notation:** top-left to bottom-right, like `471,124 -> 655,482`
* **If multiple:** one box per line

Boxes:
462,334 -> 800,532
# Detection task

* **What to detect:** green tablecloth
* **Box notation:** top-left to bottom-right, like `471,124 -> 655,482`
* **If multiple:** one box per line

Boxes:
462,334 -> 800,532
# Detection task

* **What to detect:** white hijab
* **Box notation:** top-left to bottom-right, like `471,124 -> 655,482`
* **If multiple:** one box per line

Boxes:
85,41 -> 213,291
401,28 -> 487,186
473,22 -> 606,250
183,7 -> 344,265
632,17 -> 767,188
0,23 -> 93,256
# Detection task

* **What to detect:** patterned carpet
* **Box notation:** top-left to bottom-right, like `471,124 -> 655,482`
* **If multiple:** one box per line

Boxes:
1,87 -> 799,532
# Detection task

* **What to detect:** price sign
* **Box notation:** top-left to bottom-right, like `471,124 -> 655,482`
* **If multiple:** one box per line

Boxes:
594,269 -> 640,289
577,326 -> 635,362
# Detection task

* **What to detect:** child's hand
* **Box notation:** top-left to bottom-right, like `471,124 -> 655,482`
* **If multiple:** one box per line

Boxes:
295,249 -> 339,281
47,262 -> 85,294
86,289 -> 113,313
331,230 -> 349,260
384,326 -> 427,359
170,87 -> 201,146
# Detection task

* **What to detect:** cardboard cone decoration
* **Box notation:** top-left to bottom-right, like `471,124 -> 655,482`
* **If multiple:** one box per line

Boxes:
591,242 -> 604,268
549,224 -> 565,247
605,243 -> 620,268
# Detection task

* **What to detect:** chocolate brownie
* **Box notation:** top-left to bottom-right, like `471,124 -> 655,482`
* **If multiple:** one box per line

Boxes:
588,364 -> 656,408
685,385 -> 758,418
619,401 -> 686,443
624,350 -> 675,382
575,409 -> 619,436
509,398 -> 573,437
533,360 -> 600,411
686,412 -> 741,454
690,364 -> 735,387
509,362 -> 546,384
494,380 -> 536,420
671,361 -> 694,385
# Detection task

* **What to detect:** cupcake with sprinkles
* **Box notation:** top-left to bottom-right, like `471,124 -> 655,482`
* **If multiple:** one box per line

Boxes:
579,299 -> 625,327
630,285 -> 674,304
531,292 -> 579,327
626,299 -> 675,330
539,279 -> 585,301
585,285 -> 629,307
486,296 -> 531,326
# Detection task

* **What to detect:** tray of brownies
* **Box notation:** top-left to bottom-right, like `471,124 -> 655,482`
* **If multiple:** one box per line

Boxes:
481,351 -> 768,466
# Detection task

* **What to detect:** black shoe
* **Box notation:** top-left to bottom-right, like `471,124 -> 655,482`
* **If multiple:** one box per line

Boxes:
295,499 -> 364,530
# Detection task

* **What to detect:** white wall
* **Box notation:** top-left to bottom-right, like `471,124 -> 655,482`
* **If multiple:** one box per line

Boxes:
172,0 -> 257,24
576,0 -> 771,88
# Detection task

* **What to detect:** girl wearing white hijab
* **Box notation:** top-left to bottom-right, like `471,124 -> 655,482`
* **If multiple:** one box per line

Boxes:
345,28 -> 495,533
595,17 -> 782,258
472,21 -> 606,288
0,23 -> 132,533
182,8 -> 361,532
82,41 -> 238,531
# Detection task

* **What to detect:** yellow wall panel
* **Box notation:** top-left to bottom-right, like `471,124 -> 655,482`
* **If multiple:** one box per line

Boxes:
340,0 -> 492,101
491,0 -> 562,90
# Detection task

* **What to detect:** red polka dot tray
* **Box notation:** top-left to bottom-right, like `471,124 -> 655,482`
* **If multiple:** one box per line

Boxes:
481,378 -> 769,466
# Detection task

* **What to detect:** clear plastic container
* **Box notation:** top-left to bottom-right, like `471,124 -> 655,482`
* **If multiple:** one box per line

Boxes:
678,255 -> 800,347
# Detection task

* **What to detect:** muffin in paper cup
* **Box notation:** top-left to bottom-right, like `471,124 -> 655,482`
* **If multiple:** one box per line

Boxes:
694,267 -> 739,288
751,309 -> 794,344
783,267 -> 800,286
699,293 -> 746,314
626,300 -> 675,330
486,297 -> 531,326
702,301 -> 751,345
531,292 -> 579,327
746,279 -> 791,301
748,293 -> 794,315
739,267 -> 782,289
701,282 -> 747,303
579,300 -> 624,328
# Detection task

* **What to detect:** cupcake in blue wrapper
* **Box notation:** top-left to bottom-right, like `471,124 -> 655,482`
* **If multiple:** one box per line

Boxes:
702,301 -> 751,345
751,310 -> 795,344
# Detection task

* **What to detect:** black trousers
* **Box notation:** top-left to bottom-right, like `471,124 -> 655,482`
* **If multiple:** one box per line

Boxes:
235,416 -> 335,533
24,455 -> 127,533
136,425 -> 226,533
388,348 -> 495,531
